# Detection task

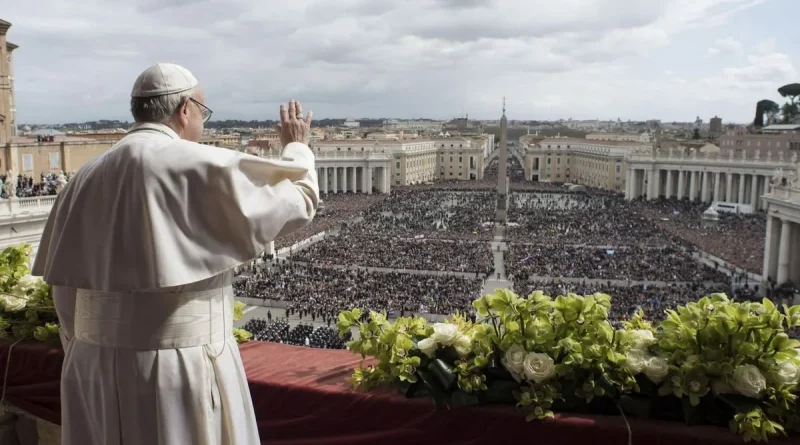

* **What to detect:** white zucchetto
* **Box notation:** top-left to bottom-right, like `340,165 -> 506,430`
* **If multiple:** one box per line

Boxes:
131,62 -> 198,98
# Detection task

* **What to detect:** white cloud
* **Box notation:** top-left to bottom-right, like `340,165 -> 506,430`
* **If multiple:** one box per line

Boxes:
708,37 -> 743,56
754,38 -> 777,54
1,0 -> 788,123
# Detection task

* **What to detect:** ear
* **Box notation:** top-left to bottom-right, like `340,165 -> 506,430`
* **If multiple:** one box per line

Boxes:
179,97 -> 191,126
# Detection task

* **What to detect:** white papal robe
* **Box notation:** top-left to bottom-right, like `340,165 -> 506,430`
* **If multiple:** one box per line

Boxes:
32,122 -> 319,445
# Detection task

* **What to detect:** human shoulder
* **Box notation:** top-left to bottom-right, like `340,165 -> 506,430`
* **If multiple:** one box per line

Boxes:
140,137 -> 242,175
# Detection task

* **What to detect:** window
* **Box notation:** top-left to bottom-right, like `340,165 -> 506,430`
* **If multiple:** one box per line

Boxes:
459,157 -> 462,163
49,152 -> 60,169
557,158 -> 561,164
616,165 -> 621,173
450,156 -> 453,162
396,161 -> 400,169
22,154 -> 33,172
547,158 -> 551,165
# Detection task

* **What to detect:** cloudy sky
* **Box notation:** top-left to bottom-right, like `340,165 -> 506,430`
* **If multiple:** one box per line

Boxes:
4,0 -> 799,124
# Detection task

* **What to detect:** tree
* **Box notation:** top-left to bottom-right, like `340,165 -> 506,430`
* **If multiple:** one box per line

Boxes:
778,83 -> 800,123
754,99 -> 780,127
692,128 -> 701,139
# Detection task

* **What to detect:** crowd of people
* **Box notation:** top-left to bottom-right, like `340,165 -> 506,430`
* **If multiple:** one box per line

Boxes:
241,318 -> 351,349
224,150 -> 776,332
1,172 -> 72,198
507,244 -> 730,283
352,189 -> 496,240
274,193 -> 386,248
290,234 -> 493,274
234,262 -> 483,319
635,198 -> 766,272
507,192 -> 678,246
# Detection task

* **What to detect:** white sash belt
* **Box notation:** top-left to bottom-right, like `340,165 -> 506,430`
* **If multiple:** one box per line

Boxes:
73,287 -> 233,350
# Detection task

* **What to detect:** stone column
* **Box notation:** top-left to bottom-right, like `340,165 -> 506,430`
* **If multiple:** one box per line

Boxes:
332,167 -> 338,193
322,167 -> 328,194
677,170 -> 685,199
351,167 -> 357,192
750,175 -> 759,208
778,219 -> 792,284
625,168 -> 634,200
645,170 -> 654,200
713,172 -> 721,202
361,166 -> 367,192
737,173 -> 745,204
367,167 -> 373,194
725,173 -> 733,202
665,170 -> 673,199
701,171 -> 710,203
689,171 -> 697,201
764,215 -> 776,283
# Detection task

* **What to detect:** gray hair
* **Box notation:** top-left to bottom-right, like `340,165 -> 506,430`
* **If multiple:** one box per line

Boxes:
130,89 -> 193,123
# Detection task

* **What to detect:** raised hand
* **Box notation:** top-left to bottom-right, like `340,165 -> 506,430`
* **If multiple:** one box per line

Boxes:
273,99 -> 313,147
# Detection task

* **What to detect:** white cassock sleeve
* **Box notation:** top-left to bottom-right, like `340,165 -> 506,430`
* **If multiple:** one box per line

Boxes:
184,142 -> 320,262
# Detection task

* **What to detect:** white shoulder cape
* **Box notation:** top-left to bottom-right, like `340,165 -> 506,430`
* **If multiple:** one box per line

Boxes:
32,122 -> 319,291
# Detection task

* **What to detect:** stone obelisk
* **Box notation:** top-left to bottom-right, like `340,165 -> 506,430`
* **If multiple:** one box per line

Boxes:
496,98 -> 509,223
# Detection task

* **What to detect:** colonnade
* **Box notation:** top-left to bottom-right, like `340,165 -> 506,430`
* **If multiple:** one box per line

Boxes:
763,213 -> 799,285
317,165 -> 390,194
626,168 -> 771,210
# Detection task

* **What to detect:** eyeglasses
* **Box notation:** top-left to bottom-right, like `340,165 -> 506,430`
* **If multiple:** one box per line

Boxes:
189,98 -> 213,123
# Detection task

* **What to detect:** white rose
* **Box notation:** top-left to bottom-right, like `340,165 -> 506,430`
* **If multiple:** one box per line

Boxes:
643,356 -> 669,384
630,329 -> 656,350
0,295 -> 27,312
454,334 -> 472,357
11,274 -> 41,297
522,352 -> 555,383
417,337 -> 438,358
773,361 -> 800,386
430,323 -> 459,346
502,344 -> 526,375
731,365 -> 767,399
624,349 -> 648,374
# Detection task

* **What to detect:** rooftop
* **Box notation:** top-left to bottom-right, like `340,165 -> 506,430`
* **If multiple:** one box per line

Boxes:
539,138 -> 646,147
762,124 -> 800,132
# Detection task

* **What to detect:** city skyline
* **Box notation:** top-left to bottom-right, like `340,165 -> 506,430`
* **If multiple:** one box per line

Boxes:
4,0 -> 799,124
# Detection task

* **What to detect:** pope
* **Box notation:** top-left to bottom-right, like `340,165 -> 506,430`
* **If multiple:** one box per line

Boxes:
32,63 -> 320,445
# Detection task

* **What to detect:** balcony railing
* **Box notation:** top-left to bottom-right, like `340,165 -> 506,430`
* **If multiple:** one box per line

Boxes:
627,149 -> 798,167
767,185 -> 800,202
0,196 -> 57,217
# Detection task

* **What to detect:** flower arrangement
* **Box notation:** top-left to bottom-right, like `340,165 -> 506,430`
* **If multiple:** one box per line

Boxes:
0,244 -> 59,342
336,289 -> 800,442
0,243 -> 252,345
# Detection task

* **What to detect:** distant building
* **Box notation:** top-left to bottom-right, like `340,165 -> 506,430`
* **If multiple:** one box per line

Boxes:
0,19 -> 19,144
384,120 -> 443,132
585,132 -> 647,143
342,118 -> 360,128
709,116 -> 723,140
718,125 -> 800,156
198,133 -> 241,148
2,136 -> 116,177
524,138 -> 648,191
